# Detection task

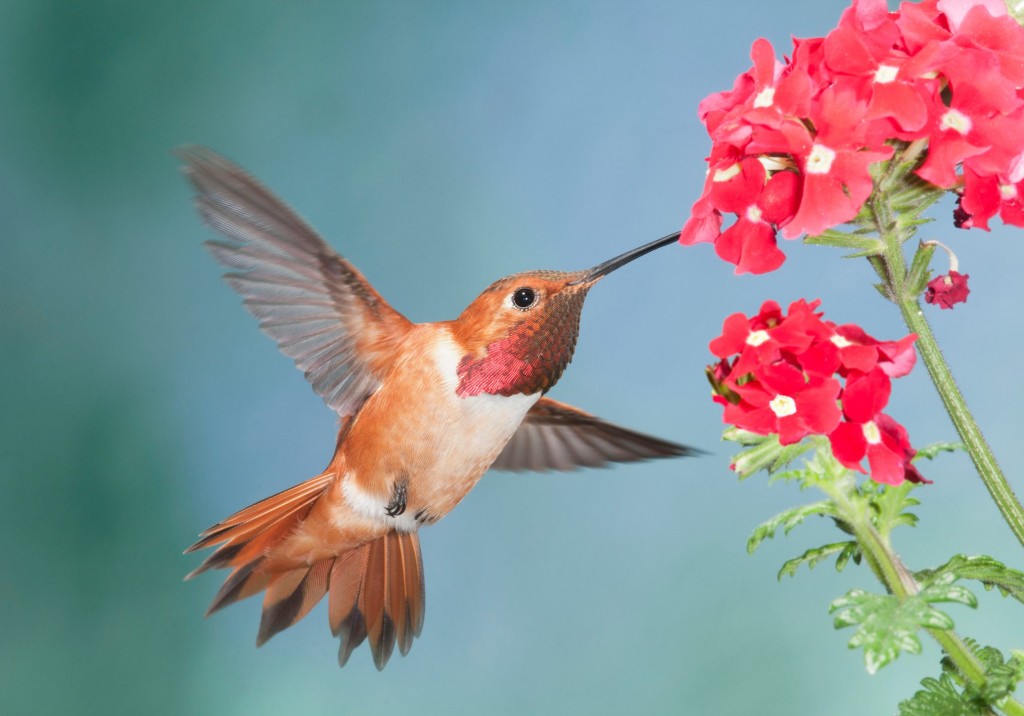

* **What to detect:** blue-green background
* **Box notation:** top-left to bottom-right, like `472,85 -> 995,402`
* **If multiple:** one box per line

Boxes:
2,1 -> 1021,714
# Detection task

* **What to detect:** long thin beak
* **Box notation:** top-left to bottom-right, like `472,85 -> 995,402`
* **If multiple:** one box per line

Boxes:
569,231 -> 681,285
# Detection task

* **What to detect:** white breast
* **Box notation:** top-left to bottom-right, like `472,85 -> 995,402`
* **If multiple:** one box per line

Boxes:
340,330 -> 540,530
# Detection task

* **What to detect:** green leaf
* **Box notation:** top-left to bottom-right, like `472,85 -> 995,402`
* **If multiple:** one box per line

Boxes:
919,572 -> 979,609
897,674 -> 987,716
917,554 -> 1024,605
834,541 -> 862,572
829,589 -> 957,674
868,481 -> 920,536
803,228 -> 884,254
747,501 -> 836,554
914,441 -> 966,461
942,640 -> 1024,706
777,541 -> 858,580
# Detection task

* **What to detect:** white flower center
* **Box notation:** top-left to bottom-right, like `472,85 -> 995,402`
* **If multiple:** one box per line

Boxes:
770,394 -> 797,418
713,163 -> 742,182
862,420 -> 882,444
830,334 -> 853,348
745,204 -> 763,223
753,87 -> 776,108
940,109 -> 972,136
746,329 -> 770,347
806,144 -> 837,175
1000,183 -> 1018,200
873,65 -> 899,84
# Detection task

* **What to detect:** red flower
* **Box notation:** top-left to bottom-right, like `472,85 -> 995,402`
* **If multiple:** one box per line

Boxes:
708,298 -> 925,485
682,0 -> 1024,272
830,413 -> 929,485
710,298 -> 828,375
723,362 -> 842,445
924,270 -> 971,309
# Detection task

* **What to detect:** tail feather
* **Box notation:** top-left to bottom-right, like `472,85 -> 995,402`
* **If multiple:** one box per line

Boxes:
186,473 -> 426,669
185,472 -> 333,558
327,531 -> 425,670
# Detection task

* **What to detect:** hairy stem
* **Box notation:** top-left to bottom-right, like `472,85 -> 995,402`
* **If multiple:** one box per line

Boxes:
863,164 -> 1024,549
824,479 -> 1024,714
896,297 -> 1024,549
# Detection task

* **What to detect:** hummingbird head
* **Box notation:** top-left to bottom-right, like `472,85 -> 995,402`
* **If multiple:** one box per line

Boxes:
452,231 -> 679,398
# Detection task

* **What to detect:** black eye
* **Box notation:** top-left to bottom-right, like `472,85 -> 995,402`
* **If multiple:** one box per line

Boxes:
512,287 -> 536,309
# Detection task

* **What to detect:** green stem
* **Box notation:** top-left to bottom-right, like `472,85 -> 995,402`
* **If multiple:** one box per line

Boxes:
825,480 -> 1024,715
897,299 -> 1024,549
864,161 -> 1024,550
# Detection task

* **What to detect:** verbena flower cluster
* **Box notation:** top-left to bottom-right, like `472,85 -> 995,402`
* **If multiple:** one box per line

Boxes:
681,0 -> 1024,275
709,300 -> 927,485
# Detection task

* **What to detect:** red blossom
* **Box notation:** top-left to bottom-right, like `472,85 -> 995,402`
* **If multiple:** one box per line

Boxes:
723,363 -> 842,445
830,414 -> 930,485
682,0 -> 1024,272
708,299 -> 924,485
924,270 -> 971,308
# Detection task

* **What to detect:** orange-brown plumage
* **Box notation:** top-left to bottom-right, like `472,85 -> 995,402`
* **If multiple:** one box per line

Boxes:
181,147 -> 695,669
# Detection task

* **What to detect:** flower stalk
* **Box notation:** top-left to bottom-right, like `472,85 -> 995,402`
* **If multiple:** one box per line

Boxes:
862,169 -> 1024,550
819,474 -> 1024,716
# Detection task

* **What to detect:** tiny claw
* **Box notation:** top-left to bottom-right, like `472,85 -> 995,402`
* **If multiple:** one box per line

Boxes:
384,481 -> 407,517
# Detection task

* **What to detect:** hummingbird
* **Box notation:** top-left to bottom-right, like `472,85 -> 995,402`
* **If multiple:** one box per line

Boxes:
180,147 -> 695,670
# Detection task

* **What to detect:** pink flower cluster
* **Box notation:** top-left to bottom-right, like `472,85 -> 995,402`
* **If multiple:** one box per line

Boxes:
681,0 -> 1024,274
710,299 -> 927,485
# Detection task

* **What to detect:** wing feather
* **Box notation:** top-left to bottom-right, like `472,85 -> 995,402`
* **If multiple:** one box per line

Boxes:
179,146 -> 413,417
490,397 -> 698,472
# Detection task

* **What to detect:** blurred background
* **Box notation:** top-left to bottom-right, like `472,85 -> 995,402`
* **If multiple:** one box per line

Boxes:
2,1 -> 1022,714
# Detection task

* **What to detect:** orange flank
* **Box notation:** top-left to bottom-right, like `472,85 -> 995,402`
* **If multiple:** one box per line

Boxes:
180,147 -> 697,669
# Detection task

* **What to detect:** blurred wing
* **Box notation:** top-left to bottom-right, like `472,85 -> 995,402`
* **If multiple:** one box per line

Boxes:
490,397 -> 698,472
179,146 -> 413,417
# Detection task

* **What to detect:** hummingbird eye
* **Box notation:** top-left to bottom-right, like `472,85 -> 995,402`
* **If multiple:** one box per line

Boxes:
511,287 -> 536,309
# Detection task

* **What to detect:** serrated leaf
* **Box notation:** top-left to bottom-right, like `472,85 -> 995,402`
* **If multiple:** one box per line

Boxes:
917,555 -> 1024,605
914,441 -> 966,461
834,541 -> 862,572
945,640 -> 1024,705
747,500 -> 836,554
920,573 -> 979,609
869,482 -> 920,536
829,590 -> 957,673
897,674 -> 987,716
777,541 -> 857,580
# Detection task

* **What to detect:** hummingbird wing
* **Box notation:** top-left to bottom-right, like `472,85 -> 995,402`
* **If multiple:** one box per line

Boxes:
490,397 -> 698,472
179,147 -> 413,418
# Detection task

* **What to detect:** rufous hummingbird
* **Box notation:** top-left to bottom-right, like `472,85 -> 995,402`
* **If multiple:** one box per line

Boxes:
180,147 -> 695,670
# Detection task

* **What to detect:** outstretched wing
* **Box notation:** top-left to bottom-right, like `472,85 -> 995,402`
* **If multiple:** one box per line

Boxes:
490,397 -> 698,472
180,146 -> 413,417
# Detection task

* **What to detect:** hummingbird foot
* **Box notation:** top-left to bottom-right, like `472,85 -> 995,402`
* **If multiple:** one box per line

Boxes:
384,480 -> 407,517
413,508 -> 438,525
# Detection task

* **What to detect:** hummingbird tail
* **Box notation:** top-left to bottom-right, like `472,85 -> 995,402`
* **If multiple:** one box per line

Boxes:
185,473 -> 426,669
328,530 -> 425,670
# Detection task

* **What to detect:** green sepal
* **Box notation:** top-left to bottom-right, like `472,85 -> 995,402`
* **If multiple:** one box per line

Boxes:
803,228 -> 885,256
777,540 -> 860,580
723,429 -> 814,479
906,241 -> 937,299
